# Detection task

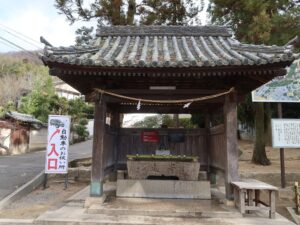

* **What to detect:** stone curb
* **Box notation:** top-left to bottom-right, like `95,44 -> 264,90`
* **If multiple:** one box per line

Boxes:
0,171 -> 45,210
0,218 -> 33,224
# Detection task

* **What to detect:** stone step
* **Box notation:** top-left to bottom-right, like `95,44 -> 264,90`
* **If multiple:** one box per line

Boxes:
34,202 -> 295,225
35,212 -> 295,225
87,203 -> 242,219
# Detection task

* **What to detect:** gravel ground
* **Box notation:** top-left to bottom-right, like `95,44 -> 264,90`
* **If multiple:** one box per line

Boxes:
0,177 -> 88,219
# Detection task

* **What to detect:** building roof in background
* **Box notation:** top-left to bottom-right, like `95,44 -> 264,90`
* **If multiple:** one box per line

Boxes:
5,111 -> 44,127
40,26 -> 297,69
53,77 -> 81,95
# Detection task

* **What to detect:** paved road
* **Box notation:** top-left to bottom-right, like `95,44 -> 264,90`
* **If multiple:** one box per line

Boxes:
0,139 -> 92,200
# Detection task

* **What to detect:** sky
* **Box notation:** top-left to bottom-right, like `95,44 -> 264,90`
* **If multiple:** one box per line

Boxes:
0,0 -> 209,53
0,0 -> 96,52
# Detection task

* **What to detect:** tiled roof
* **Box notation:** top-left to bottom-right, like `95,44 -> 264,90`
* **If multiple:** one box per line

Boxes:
5,111 -> 43,125
41,26 -> 297,68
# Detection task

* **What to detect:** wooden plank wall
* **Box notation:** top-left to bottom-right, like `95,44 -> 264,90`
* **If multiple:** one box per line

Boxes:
209,124 -> 226,170
118,128 -> 207,165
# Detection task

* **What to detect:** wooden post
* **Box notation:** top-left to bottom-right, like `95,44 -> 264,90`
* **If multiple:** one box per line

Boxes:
269,190 -> 276,219
295,182 -> 300,214
239,190 -> 245,214
277,103 -> 286,188
205,111 -> 211,179
90,95 -> 106,197
223,92 -> 239,200
111,111 -> 120,171
111,112 -> 121,129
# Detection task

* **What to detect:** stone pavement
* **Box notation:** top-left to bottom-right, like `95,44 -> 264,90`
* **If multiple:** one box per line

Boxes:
0,139 -> 92,200
31,182 -> 295,225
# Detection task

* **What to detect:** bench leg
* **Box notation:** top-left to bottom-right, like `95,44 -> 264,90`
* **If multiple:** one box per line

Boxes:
255,190 -> 260,206
239,189 -> 246,214
234,188 -> 238,207
247,189 -> 253,213
269,190 -> 276,219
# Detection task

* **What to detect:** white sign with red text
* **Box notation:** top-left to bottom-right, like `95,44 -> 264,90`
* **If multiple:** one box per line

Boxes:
45,115 -> 70,174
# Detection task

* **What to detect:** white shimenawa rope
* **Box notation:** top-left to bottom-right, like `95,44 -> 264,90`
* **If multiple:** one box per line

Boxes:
93,87 -> 235,108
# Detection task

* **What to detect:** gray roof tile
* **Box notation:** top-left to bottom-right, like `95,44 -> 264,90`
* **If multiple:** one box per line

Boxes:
41,26 -> 297,68
5,111 -> 43,125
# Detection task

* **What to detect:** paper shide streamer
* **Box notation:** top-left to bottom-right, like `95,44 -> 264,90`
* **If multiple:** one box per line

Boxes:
183,102 -> 193,108
137,100 -> 141,110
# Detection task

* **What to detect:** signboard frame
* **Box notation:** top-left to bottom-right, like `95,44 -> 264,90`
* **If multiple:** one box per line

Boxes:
45,115 -> 71,174
271,118 -> 300,148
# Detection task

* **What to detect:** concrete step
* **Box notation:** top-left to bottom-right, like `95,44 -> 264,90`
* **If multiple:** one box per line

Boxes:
87,203 -> 242,219
34,211 -> 296,225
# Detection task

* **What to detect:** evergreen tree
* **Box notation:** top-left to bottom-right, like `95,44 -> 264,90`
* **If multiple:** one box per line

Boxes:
208,0 -> 300,45
138,0 -> 200,25
208,0 -> 300,165
54,0 -> 202,25
55,0 -> 136,25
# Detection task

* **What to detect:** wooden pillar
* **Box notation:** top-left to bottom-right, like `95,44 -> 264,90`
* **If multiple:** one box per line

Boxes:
111,112 -> 121,128
223,92 -> 239,200
111,111 -> 120,170
90,96 -> 107,197
204,111 -> 211,179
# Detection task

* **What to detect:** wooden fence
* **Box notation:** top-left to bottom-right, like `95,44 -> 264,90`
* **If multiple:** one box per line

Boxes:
103,126 -> 227,173
117,128 -> 207,166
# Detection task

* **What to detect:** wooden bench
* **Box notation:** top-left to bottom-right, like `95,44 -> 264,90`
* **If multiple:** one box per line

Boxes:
231,179 -> 278,219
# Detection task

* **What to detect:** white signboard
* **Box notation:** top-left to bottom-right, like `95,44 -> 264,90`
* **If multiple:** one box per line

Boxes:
271,119 -> 300,148
45,115 -> 71,174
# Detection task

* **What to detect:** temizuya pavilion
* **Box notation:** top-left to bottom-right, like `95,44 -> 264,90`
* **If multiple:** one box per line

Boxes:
40,26 -> 297,199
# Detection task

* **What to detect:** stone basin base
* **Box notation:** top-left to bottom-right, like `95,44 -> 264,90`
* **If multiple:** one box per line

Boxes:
127,160 -> 200,181
116,179 -> 211,199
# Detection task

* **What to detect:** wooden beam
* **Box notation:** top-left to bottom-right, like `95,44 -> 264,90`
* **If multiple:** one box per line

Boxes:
58,67 -> 285,96
90,95 -> 107,197
50,61 -> 291,76
223,91 -> 239,200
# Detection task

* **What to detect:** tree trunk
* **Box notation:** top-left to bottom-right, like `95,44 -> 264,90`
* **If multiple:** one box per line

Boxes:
252,102 -> 270,165
264,103 -> 272,146
173,114 -> 179,128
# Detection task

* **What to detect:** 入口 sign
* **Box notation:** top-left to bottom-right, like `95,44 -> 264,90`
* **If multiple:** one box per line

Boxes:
45,115 -> 71,174
271,119 -> 300,148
